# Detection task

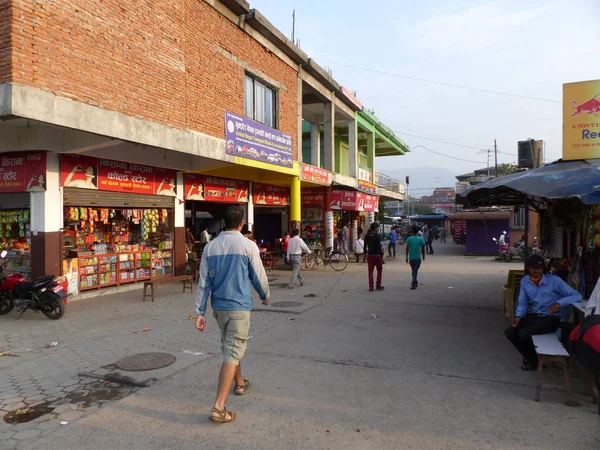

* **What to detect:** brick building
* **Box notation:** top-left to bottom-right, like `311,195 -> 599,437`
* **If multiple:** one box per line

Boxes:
0,0 -> 405,294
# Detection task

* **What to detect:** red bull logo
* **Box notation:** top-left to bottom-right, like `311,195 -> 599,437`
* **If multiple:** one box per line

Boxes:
570,94 -> 600,118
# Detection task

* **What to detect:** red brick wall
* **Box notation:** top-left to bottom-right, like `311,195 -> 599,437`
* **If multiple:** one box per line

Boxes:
0,0 -> 11,83
9,0 -> 298,158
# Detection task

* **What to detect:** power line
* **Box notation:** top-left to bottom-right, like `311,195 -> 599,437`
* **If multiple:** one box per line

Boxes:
410,145 -> 486,164
394,131 -> 487,150
316,58 -> 561,104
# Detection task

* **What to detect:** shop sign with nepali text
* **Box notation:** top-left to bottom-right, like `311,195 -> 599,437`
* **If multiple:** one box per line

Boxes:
329,190 -> 378,212
225,112 -> 293,168
0,151 -> 47,193
60,154 -> 178,196
358,179 -> 377,195
563,79 -> 600,160
301,164 -> 331,185
183,173 -> 249,203
253,183 -> 290,206
301,188 -> 325,206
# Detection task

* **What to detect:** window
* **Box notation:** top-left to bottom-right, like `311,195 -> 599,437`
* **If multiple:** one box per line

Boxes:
512,207 -> 526,229
244,74 -> 277,128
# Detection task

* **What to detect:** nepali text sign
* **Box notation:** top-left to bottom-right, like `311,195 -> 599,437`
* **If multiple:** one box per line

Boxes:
60,154 -> 177,196
301,188 -> 324,206
330,190 -> 378,212
563,79 -> 600,160
225,112 -> 293,168
301,164 -> 331,185
0,152 -> 47,193
253,183 -> 290,206
183,173 -> 249,203
358,179 -> 377,195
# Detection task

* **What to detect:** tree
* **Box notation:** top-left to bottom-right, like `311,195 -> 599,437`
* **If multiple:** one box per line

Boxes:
495,163 -> 519,177
410,202 -> 434,215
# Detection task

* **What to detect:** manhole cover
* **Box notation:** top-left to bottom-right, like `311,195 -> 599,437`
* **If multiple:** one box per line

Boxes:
116,352 -> 176,372
271,301 -> 304,308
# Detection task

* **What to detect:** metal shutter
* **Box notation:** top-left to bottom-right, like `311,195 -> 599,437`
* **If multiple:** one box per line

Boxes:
63,188 -> 175,208
0,193 -> 30,209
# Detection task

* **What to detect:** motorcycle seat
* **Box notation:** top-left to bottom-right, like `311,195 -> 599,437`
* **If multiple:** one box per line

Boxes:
15,281 -> 33,292
32,276 -> 54,288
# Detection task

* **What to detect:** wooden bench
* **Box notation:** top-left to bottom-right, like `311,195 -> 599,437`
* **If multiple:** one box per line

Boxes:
532,333 -> 575,405
143,275 -> 193,302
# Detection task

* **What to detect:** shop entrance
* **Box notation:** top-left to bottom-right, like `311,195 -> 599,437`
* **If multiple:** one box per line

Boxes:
254,207 -> 288,249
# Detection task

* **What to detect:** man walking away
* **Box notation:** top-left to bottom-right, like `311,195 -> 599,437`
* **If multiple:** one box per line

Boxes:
195,206 -> 270,423
364,222 -> 385,292
505,255 -> 582,371
440,226 -> 447,243
354,235 -> 365,263
388,226 -> 398,258
406,225 -> 426,290
426,226 -> 435,255
287,229 -> 311,288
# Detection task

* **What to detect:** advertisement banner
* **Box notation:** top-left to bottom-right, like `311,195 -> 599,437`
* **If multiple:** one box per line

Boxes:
225,111 -> 293,168
0,151 -> 47,193
563,79 -> 600,160
363,194 -> 378,212
203,176 -> 249,203
301,164 -> 331,185
330,190 -> 378,211
301,188 -> 324,206
253,183 -> 290,206
184,173 -> 205,200
97,159 -> 155,195
358,179 -> 377,195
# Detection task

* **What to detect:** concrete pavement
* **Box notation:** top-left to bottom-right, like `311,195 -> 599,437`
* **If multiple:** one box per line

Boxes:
4,243 -> 600,449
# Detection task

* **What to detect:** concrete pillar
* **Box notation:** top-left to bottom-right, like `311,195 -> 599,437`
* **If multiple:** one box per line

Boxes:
290,176 -> 301,223
174,171 -> 186,276
323,100 -> 335,172
367,131 -> 375,179
30,152 -> 62,278
247,182 -> 254,232
324,187 -> 334,249
348,119 -> 358,179
311,123 -> 320,168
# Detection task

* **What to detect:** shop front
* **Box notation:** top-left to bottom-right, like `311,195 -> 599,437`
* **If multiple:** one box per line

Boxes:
59,154 -> 179,294
301,187 -> 326,244
0,151 -> 48,278
253,183 -> 290,246
330,190 -> 378,251
183,173 -> 250,241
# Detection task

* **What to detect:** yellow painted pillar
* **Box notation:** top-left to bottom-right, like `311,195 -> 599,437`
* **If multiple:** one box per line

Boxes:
290,176 -> 301,222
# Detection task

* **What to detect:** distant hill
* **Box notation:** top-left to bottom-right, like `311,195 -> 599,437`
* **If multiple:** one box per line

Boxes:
382,167 -> 459,199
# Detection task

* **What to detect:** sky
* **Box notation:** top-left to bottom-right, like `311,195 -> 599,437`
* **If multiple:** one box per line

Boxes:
248,0 -> 600,192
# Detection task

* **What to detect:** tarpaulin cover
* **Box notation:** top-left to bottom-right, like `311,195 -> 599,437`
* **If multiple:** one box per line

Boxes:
466,159 -> 600,205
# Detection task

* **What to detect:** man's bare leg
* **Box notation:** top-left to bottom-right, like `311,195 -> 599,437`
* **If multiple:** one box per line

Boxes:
212,362 -> 238,415
234,363 -> 244,387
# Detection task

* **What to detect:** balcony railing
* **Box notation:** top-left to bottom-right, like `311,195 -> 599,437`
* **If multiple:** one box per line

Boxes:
375,171 -> 403,193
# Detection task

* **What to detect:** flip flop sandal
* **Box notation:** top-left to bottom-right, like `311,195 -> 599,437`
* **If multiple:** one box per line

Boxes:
209,406 -> 236,423
234,379 -> 250,395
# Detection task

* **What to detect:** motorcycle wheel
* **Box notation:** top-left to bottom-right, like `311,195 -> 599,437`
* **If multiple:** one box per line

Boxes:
41,293 -> 66,320
0,296 -> 14,315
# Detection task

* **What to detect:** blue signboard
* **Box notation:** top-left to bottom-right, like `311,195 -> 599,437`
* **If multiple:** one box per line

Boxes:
225,112 -> 293,168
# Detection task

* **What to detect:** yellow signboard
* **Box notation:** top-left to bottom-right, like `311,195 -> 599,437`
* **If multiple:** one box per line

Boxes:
563,79 -> 600,160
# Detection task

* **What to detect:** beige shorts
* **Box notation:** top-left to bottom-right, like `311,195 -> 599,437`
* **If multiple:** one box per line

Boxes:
213,310 -> 251,365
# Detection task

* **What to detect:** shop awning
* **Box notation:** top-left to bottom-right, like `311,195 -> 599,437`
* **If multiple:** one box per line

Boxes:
466,159 -> 600,206
450,211 -> 511,221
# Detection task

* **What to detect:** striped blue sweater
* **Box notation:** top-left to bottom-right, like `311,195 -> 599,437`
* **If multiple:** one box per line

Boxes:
195,231 -> 270,315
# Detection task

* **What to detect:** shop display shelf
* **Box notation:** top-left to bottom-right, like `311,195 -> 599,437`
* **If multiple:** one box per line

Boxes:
79,285 -> 99,291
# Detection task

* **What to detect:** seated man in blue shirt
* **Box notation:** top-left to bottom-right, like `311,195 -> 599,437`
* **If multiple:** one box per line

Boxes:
505,255 -> 582,370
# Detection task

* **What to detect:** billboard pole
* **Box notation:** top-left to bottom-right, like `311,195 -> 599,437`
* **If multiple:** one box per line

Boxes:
494,139 -> 498,177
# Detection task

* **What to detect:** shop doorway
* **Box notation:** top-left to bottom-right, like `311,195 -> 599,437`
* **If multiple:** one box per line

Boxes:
254,207 -> 288,249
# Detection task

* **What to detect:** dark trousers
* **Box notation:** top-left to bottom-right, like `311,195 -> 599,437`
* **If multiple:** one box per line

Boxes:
426,241 -> 434,254
504,314 -> 560,365
367,255 -> 383,289
388,242 -> 396,257
409,260 -> 421,287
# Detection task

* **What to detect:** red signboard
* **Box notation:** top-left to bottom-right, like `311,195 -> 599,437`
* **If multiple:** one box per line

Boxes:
60,155 -> 177,196
253,183 -> 289,206
184,173 -> 205,201
453,220 -> 466,236
301,164 -> 331,185
0,151 -> 47,193
330,190 -> 378,212
301,188 -> 324,206
358,179 -> 377,195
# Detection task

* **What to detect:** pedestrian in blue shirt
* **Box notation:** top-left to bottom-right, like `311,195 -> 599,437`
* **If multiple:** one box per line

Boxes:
405,226 -> 426,290
505,255 -> 582,370
388,226 -> 398,258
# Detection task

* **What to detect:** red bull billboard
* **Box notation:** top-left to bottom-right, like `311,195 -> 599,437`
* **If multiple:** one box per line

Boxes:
563,79 -> 600,160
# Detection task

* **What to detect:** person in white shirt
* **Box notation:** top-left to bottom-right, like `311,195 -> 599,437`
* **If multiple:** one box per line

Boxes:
287,228 -> 311,288
200,226 -> 211,246
354,237 -> 364,263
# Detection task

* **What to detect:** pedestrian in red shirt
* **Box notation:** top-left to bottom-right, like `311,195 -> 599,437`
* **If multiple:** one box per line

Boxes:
282,232 -> 291,264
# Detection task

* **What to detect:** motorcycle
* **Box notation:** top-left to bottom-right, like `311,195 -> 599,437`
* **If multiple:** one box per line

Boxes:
492,237 -> 510,262
0,250 -> 67,320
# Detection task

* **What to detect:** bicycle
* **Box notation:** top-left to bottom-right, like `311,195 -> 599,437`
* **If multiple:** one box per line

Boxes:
303,242 -> 348,271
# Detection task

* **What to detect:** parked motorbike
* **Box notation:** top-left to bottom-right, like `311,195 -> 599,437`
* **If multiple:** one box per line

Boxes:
0,250 -> 67,320
492,237 -> 510,262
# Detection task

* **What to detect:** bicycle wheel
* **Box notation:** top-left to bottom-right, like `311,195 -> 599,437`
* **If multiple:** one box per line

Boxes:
328,251 -> 348,271
303,253 -> 316,270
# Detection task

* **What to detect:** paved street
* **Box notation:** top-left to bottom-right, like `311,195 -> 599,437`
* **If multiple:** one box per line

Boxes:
3,243 -> 600,449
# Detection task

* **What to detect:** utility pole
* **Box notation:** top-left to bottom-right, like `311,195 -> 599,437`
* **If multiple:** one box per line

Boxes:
487,149 -> 491,177
291,10 -> 295,42
494,139 -> 498,177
